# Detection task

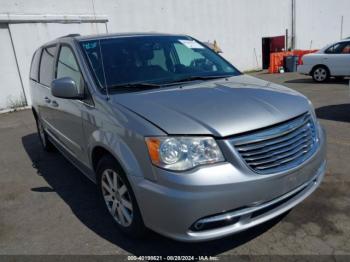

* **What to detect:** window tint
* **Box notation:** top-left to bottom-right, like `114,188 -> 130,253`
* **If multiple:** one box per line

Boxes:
30,49 -> 41,82
341,43 -> 350,54
56,46 -> 82,88
39,46 -> 56,86
79,36 -> 239,90
174,43 -> 205,66
149,49 -> 167,70
325,43 -> 344,54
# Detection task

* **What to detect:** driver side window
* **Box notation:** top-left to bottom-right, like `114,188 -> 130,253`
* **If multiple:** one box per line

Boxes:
56,46 -> 83,89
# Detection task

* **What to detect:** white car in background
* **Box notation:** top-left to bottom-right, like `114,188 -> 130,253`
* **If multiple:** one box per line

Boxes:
298,39 -> 350,82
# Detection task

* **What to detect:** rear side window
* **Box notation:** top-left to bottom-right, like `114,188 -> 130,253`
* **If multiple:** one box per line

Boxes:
325,43 -> 344,54
39,45 -> 57,86
30,49 -> 41,82
341,42 -> 350,54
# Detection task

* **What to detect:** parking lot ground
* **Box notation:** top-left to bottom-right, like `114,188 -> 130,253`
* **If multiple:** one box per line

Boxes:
0,72 -> 350,256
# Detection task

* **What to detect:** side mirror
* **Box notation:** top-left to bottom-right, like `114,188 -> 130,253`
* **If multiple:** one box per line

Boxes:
51,77 -> 83,99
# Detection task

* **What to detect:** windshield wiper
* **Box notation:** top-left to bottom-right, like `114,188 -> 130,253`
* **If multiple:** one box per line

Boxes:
107,82 -> 162,91
105,75 -> 232,91
164,75 -> 232,85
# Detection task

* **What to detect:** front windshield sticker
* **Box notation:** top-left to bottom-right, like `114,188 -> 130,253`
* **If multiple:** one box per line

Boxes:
179,40 -> 204,49
82,42 -> 97,50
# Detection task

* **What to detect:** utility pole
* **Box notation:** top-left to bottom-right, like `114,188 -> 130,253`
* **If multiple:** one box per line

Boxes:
340,15 -> 344,40
291,0 -> 296,49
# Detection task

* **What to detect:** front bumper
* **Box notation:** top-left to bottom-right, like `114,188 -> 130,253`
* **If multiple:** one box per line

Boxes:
130,127 -> 326,242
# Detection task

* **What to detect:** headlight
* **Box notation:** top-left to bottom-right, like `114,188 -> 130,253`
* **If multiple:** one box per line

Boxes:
145,136 -> 225,171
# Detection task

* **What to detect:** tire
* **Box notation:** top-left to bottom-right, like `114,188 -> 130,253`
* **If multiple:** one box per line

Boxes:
96,155 -> 147,238
36,117 -> 56,152
312,66 -> 329,83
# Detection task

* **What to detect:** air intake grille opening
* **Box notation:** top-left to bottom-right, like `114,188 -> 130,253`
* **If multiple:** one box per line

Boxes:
190,216 -> 240,232
231,113 -> 318,174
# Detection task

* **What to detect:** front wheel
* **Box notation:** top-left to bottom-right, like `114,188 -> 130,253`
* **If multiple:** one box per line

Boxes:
97,155 -> 147,238
312,66 -> 329,83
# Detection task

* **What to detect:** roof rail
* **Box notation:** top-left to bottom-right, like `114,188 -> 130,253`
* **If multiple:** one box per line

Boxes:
59,33 -> 81,38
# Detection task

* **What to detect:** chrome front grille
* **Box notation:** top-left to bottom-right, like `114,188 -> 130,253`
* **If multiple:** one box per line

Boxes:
231,113 -> 318,174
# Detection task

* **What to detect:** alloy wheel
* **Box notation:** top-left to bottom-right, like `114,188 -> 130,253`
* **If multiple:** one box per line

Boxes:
101,169 -> 133,227
313,68 -> 327,82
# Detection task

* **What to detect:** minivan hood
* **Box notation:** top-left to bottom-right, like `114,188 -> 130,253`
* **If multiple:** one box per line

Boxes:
112,75 -> 310,137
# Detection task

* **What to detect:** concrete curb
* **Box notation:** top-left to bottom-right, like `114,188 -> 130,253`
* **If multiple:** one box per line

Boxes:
0,106 -> 30,114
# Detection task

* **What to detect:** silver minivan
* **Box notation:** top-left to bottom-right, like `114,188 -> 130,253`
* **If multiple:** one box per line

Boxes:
29,33 -> 326,242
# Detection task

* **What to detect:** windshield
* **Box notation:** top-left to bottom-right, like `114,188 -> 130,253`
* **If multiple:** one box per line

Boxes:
79,35 -> 240,91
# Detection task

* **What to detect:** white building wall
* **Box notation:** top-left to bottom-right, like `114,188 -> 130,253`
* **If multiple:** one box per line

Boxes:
0,0 -> 350,110
295,0 -> 350,50
92,0 -> 292,71
0,24 -> 25,109
0,0 -> 292,71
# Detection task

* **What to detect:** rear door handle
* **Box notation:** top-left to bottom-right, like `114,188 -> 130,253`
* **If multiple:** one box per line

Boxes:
44,97 -> 51,103
51,101 -> 59,107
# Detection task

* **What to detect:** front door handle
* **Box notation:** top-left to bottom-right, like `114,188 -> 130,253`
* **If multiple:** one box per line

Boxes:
44,97 -> 51,103
51,101 -> 59,107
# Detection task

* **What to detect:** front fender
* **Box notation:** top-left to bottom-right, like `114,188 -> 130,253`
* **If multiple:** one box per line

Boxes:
88,130 -> 145,178
83,97 -> 165,183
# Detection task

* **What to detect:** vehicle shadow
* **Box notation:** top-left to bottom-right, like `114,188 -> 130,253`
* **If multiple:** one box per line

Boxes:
316,104 -> 350,123
285,78 -> 349,84
22,133 -> 287,256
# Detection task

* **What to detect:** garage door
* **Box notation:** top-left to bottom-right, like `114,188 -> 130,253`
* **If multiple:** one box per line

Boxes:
0,24 -> 25,110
